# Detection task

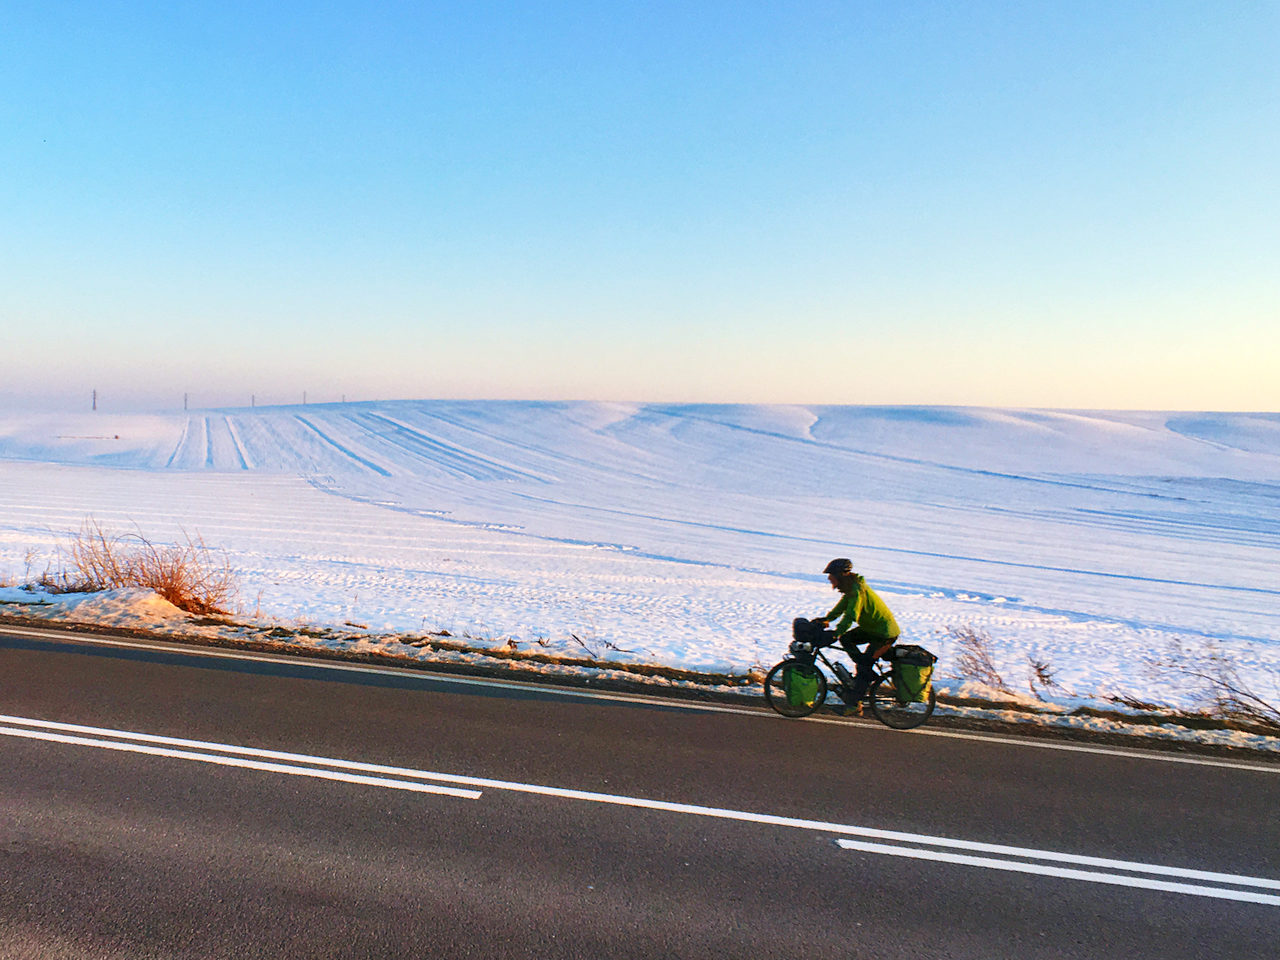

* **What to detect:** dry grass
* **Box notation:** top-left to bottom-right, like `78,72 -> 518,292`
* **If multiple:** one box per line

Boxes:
49,519 -> 237,616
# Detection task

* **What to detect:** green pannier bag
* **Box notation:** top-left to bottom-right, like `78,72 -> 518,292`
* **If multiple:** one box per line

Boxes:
784,662 -> 820,708
890,644 -> 938,703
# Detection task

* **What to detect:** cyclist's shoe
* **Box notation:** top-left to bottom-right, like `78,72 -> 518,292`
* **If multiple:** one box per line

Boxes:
830,701 -> 863,717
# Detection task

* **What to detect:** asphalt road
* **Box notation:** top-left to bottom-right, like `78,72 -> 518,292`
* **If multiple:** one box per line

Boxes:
2,625 -> 1278,959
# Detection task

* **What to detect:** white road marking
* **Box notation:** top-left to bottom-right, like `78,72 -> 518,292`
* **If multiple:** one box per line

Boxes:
3,624 -> 1278,774
0,725 -> 481,799
835,839 -> 1280,907
3,713 -> 1276,904
884,725 -> 1280,773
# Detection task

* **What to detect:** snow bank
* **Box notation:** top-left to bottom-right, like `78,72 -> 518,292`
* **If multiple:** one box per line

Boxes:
1,586 -> 188,628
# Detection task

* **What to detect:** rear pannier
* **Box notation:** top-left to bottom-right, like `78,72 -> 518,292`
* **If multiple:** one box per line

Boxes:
890,644 -> 938,703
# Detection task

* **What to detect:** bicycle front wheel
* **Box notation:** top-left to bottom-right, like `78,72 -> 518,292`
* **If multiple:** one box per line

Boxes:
868,674 -> 936,729
763,659 -> 827,718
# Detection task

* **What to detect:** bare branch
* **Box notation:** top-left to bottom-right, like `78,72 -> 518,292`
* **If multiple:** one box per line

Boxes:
948,625 -> 1010,692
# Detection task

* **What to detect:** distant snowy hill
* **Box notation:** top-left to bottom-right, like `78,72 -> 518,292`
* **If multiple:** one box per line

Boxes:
5,402 -> 1279,478
1,401 -> 1276,706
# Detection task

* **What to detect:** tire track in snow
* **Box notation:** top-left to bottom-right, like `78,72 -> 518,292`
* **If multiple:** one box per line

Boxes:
293,416 -> 392,477
409,406 -> 638,480
224,416 -> 251,470
354,412 -> 547,483
505,491 -> 1280,599
244,416 -> 332,474
164,417 -> 191,468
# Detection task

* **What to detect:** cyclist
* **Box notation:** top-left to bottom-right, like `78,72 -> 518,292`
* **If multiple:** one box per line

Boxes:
801,558 -> 900,714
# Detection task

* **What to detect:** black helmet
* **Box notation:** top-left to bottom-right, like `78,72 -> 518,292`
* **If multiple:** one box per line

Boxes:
823,558 -> 852,576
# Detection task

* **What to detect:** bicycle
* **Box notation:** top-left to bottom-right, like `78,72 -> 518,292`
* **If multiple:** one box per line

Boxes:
763,638 -> 937,729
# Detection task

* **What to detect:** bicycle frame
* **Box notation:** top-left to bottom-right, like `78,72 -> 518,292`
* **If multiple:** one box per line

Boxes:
797,643 -> 885,700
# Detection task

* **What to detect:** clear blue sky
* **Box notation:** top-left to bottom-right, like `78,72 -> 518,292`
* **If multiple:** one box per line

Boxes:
3,1 -> 1277,411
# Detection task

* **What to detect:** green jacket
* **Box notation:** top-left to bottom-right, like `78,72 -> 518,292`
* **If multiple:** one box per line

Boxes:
826,575 -> 900,641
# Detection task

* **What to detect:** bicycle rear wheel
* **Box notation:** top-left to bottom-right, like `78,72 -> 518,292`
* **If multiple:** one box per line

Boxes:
868,673 -> 936,729
764,659 -> 827,718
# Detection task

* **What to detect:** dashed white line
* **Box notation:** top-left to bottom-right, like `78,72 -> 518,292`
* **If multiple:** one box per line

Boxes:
0,723 -> 480,799
835,839 -> 1280,906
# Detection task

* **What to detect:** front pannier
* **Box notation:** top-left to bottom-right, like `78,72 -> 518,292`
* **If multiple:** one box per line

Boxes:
783,662 -> 821,709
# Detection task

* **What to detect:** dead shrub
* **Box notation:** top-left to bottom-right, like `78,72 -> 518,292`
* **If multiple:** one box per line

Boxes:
948,624 -> 1010,693
62,519 -> 237,616
36,568 -> 100,594
1026,653 -> 1072,700
1152,640 -> 1280,733
1105,693 -> 1166,713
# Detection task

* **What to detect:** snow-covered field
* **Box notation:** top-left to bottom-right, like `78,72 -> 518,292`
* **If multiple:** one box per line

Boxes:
1,401 -> 1278,726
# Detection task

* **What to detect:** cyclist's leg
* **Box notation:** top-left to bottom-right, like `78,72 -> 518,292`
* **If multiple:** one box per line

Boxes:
841,630 -> 893,700
850,650 -> 878,700
835,626 -> 862,661
836,628 -> 871,699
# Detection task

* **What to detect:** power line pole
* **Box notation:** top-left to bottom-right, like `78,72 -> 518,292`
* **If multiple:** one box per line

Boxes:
92,389 -> 97,411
